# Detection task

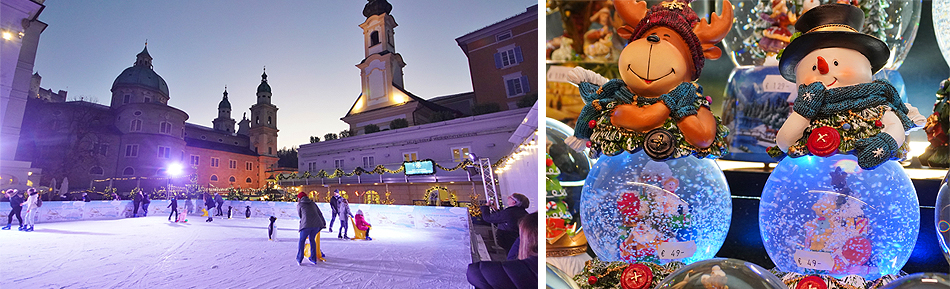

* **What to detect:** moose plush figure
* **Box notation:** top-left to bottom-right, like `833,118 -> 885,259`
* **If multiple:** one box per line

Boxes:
772,3 -> 925,170
566,0 -> 733,161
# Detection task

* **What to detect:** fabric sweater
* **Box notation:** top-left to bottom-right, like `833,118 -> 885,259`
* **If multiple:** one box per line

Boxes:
354,214 -> 371,230
297,196 -> 326,231
9,194 -> 23,209
329,195 -> 341,212
23,193 -> 38,211
466,255 -> 538,289
337,201 -> 352,219
480,206 -> 528,232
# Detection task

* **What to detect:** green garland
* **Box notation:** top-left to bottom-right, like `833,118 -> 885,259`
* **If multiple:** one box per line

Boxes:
276,157 -> 513,181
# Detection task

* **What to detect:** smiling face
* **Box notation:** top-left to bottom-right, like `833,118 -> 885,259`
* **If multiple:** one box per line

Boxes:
795,47 -> 873,88
619,26 -> 694,97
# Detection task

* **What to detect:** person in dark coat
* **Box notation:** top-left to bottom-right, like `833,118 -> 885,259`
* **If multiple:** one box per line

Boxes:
167,196 -> 179,222
3,189 -> 23,230
204,192 -> 215,222
328,190 -> 342,232
141,192 -> 151,216
132,189 -> 143,217
480,193 -> 529,254
214,192 -> 224,216
467,212 -> 538,289
82,192 -> 90,202
297,191 -> 326,265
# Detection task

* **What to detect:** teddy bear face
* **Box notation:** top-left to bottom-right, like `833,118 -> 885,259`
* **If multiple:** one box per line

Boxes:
619,26 -> 694,98
794,47 -> 873,88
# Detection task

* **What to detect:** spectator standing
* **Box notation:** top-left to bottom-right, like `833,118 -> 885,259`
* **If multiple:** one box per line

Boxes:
479,193 -> 529,254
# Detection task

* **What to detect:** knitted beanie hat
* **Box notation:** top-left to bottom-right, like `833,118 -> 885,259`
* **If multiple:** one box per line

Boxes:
297,191 -> 307,199
630,0 -> 705,80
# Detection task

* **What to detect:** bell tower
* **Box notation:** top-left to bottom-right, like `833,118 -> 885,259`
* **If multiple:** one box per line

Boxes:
249,68 -> 279,156
212,87 -> 236,133
352,0 -> 407,114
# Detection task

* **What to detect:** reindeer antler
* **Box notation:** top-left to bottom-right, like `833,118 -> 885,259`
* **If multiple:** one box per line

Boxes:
693,0 -> 734,60
614,0 -> 649,40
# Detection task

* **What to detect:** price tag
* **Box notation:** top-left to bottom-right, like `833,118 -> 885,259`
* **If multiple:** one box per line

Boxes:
762,74 -> 797,94
793,249 -> 834,270
546,66 -> 575,83
656,240 -> 696,260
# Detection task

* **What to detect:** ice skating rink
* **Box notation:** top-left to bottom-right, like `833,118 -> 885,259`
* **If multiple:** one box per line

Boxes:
0,216 -> 472,288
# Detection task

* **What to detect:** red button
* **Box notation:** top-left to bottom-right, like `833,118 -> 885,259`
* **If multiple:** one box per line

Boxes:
796,276 -> 827,289
806,126 -> 840,157
620,264 -> 653,289
589,120 -> 597,128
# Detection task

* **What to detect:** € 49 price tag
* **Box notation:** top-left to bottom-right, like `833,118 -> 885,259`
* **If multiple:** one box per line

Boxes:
793,250 -> 834,271
657,240 -> 696,260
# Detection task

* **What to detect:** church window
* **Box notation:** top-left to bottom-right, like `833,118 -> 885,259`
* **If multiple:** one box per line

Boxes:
370,30 -> 380,47
210,175 -> 218,182
256,116 -> 260,124
211,157 -> 220,168
89,166 -> 104,175
246,162 -> 253,171
246,177 -> 253,183
123,167 -> 135,176
229,176 -> 236,183
125,144 -> 139,157
493,46 -> 523,69
268,147 -> 272,155
229,159 -> 237,169
160,122 -> 172,134
130,119 -> 142,132
268,116 -> 272,125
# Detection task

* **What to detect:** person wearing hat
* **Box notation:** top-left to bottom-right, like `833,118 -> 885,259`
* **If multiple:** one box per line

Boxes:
354,209 -> 373,241
774,3 -> 925,169
328,190 -> 342,233
3,189 -> 23,230
296,191 -> 326,264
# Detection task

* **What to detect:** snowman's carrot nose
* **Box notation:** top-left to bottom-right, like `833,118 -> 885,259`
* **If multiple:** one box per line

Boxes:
817,56 -> 829,75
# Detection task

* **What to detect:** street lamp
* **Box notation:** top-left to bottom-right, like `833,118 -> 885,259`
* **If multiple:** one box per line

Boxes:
166,163 -> 184,199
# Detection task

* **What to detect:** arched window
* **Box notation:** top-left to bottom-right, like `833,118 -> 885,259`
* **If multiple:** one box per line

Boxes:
229,176 -> 236,183
245,177 -> 252,183
89,166 -> 104,175
267,116 -> 272,125
123,167 -> 135,176
210,175 -> 218,182
370,30 -> 380,46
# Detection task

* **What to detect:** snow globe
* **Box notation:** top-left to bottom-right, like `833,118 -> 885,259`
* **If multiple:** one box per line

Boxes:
565,0 -> 733,265
760,3 -> 925,279
719,0 -> 920,162
655,258 -> 787,289
879,273 -> 950,289
937,170 -> 950,266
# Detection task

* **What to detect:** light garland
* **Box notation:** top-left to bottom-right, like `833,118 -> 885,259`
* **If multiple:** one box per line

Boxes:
496,130 -> 539,175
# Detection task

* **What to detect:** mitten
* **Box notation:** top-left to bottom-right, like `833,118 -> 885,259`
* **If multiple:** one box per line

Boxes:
855,132 -> 898,170
793,82 -> 827,119
660,82 -> 701,120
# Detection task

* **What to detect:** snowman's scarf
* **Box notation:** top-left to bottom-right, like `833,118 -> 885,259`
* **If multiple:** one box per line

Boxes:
798,79 -> 914,131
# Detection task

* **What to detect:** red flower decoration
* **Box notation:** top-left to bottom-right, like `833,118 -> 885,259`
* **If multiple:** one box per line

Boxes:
875,120 -> 883,127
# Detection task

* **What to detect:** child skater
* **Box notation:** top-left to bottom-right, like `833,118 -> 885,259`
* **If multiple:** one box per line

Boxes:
168,196 -> 179,222
21,188 -> 39,232
336,198 -> 353,239
354,209 -> 373,241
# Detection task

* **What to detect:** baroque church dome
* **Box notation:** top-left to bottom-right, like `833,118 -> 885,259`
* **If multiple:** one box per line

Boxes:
112,46 -> 169,96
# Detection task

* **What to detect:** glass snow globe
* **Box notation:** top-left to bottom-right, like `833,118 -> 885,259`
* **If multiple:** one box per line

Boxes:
580,150 -> 731,265
656,258 -> 787,289
760,155 -> 919,279
937,170 -> 950,266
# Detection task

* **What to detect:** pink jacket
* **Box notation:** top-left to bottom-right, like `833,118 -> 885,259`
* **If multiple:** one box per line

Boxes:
354,214 -> 371,231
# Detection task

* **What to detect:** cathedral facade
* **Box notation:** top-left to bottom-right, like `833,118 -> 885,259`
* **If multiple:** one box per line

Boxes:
17,46 -> 278,194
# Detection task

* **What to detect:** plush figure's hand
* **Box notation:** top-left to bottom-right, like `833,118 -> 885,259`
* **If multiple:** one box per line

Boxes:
855,132 -> 898,169
660,83 -> 701,120
567,67 -> 609,86
794,82 -> 827,119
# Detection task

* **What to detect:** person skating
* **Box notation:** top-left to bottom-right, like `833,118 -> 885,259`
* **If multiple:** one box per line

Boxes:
141,191 -> 151,217
214,192 -> 224,216
296,192 -> 326,265
21,188 -> 39,232
168,196 -> 179,222
328,190 -> 342,232
3,189 -> 23,230
354,209 -> 373,241
204,192 -> 215,222
132,188 -> 143,217
336,198 -> 353,239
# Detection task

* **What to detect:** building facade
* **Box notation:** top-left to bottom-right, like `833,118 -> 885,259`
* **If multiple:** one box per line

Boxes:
16,46 -> 278,194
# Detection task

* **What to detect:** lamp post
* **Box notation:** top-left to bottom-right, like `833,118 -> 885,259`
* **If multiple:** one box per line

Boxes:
166,163 -> 184,199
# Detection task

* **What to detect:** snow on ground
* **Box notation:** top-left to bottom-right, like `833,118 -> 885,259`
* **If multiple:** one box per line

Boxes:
0,216 -> 472,288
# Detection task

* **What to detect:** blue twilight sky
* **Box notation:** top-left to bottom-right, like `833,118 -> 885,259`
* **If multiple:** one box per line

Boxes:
33,0 -> 537,148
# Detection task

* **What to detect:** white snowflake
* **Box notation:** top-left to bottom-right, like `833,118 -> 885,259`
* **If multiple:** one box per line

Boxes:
801,92 -> 813,101
872,147 -> 886,158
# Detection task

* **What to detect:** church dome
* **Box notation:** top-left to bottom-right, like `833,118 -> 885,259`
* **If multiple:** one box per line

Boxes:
218,93 -> 231,109
112,46 -> 169,96
363,0 -> 392,18
257,70 -> 271,93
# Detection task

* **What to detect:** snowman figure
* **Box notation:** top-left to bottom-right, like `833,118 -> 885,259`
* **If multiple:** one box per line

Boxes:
773,3 -> 925,169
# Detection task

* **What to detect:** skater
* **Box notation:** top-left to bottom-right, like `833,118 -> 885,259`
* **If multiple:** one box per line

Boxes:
82,192 -> 90,202
336,198 -> 353,239
3,189 -> 23,230
168,196 -> 179,222
204,192 -> 215,222
354,209 -> 373,241
214,192 -> 224,216
328,190 -> 342,232
132,188 -> 143,217
296,191 -> 326,265
112,192 -> 120,201
467,212 -> 538,289
21,188 -> 39,232
480,193 -> 529,255
142,191 -> 151,217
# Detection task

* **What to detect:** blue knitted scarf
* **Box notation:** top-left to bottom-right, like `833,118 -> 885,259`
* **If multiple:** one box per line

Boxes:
799,79 -> 914,131
573,80 -> 699,140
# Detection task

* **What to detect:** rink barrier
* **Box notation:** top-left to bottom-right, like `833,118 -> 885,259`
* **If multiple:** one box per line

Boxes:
0,201 -> 472,232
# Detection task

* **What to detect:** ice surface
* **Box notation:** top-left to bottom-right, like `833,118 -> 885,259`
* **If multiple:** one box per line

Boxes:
0,216 -> 472,288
